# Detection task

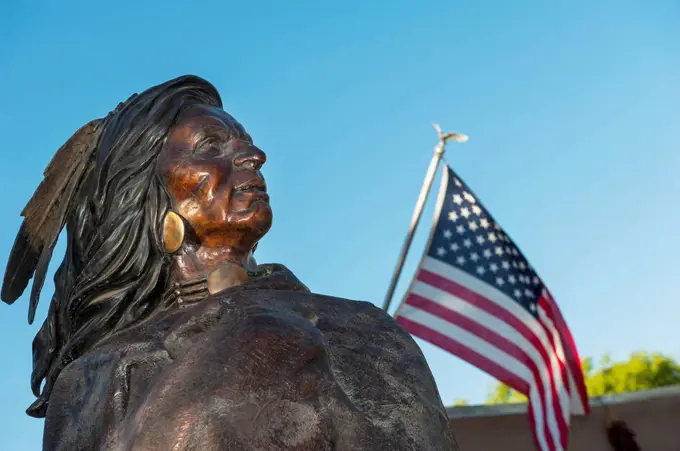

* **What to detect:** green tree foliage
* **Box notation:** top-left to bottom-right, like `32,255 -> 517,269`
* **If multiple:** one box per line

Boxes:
485,351 -> 680,404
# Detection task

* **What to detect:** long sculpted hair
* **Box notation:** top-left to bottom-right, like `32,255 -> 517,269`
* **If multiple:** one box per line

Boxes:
1,76 -> 222,417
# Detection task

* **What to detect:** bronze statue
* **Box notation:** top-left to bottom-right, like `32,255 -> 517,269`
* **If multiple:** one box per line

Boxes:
2,76 -> 457,450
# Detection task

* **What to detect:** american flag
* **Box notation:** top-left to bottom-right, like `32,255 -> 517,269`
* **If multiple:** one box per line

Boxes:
395,165 -> 589,451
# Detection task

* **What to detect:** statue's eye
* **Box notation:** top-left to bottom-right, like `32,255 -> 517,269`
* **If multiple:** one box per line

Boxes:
196,138 -> 223,158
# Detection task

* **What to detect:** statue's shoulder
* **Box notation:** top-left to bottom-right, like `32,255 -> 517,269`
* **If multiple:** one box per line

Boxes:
289,292 -> 431,370
299,292 -> 410,335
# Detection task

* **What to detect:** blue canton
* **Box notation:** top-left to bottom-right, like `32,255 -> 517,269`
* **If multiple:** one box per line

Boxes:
426,165 -> 543,317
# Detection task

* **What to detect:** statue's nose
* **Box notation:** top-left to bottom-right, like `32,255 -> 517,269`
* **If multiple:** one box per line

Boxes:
234,145 -> 266,170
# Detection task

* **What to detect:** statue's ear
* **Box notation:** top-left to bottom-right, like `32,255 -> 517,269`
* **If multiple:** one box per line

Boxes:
1,119 -> 104,324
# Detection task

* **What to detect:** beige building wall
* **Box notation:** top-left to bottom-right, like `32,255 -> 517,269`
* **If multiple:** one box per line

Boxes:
446,385 -> 680,450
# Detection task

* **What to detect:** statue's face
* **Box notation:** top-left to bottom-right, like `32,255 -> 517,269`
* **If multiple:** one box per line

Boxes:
157,105 -> 271,252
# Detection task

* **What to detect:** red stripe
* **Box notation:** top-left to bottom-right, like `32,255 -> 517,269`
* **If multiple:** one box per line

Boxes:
542,291 -> 590,413
412,269 -> 572,449
396,315 -> 530,395
536,297 -> 570,448
406,294 -> 556,450
417,269 -> 568,423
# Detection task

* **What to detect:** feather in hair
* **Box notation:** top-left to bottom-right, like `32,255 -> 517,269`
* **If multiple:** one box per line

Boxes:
1,119 -> 103,323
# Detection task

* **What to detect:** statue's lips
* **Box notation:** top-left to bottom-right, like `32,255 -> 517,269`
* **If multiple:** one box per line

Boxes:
233,179 -> 269,202
233,179 -> 267,194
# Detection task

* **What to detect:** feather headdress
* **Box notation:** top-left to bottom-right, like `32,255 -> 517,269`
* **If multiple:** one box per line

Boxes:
1,120 -> 104,323
1,99 -> 133,323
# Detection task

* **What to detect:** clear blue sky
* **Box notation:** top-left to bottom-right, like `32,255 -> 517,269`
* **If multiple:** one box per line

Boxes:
1,1 -> 678,448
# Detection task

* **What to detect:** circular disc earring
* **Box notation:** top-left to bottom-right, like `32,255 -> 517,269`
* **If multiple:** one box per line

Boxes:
162,211 -> 185,253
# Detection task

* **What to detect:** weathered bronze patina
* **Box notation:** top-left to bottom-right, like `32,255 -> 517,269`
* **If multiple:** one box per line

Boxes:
2,76 -> 457,450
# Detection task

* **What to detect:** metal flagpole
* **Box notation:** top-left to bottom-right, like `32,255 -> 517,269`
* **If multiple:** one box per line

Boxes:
381,124 -> 468,312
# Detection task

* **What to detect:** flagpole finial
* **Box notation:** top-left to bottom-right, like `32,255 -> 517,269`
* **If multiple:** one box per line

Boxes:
433,123 -> 469,144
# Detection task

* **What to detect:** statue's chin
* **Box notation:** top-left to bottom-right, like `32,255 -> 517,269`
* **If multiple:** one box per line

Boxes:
227,203 -> 273,238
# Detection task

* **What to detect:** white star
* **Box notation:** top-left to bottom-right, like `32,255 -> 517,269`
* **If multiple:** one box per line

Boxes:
512,248 -> 519,256
472,205 -> 482,216
456,256 -> 466,265
448,211 -> 459,222
518,262 -> 527,270
533,276 -> 540,286
476,266 -> 486,275
456,224 -> 466,234
488,232 -> 497,243
436,247 -> 446,256
463,238 -> 473,248
450,243 -> 459,252
470,252 -> 479,262
505,246 -> 512,254
453,194 -> 463,205
480,218 -> 490,229
513,289 -> 522,298
496,277 -> 505,286
489,263 -> 499,272
468,220 -> 478,231
443,229 -> 453,239
460,207 -> 471,218
501,261 -> 510,270
495,246 -> 504,256
529,303 -> 537,312
454,178 -> 462,187
524,289 -> 534,297
508,275 -> 516,284
463,192 -> 476,203
476,235 -> 485,245
483,249 -> 493,259
494,223 -> 501,230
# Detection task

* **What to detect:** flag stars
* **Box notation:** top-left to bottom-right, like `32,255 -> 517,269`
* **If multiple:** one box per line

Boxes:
463,192 -> 476,203
425,171 -> 552,317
